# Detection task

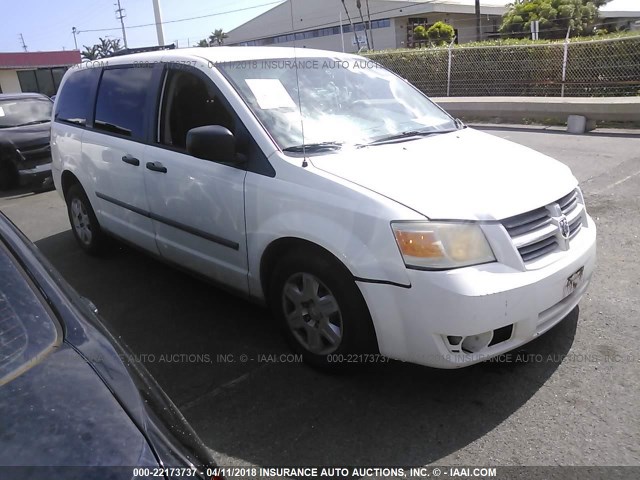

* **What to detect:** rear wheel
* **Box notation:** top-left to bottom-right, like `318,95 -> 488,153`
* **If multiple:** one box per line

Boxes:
269,249 -> 378,369
66,184 -> 106,255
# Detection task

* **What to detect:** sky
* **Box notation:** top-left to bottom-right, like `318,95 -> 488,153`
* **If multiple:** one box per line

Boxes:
0,0 -> 636,54
0,0 -> 285,53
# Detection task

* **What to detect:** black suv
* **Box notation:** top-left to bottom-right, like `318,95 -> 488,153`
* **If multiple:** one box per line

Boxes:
0,93 -> 53,191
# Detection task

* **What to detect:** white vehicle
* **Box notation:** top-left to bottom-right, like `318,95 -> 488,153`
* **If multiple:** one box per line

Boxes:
51,47 -> 596,369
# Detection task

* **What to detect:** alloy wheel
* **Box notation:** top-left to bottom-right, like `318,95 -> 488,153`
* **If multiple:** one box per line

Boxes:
281,272 -> 343,355
71,197 -> 92,246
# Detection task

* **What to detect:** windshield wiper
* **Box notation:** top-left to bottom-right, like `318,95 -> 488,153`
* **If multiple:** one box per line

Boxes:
359,128 -> 457,147
282,141 -> 344,153
15,120 -> 50,127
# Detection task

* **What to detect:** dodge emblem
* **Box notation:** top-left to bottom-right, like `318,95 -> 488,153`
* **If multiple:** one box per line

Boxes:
559,216 -> 570,239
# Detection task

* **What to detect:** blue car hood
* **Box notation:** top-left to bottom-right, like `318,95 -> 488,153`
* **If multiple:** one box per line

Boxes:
0,342 -> 156,468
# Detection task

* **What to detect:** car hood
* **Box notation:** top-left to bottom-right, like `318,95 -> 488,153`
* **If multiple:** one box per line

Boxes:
309,128 -> 578,220
0,122 -> 51,150
0,343 -> 157,468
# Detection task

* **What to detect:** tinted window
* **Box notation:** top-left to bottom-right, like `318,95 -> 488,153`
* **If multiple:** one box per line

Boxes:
17,70 -> 38,93
55,68 -> 100,126
94,67 -> 153,140
35,70 -> 55,97
17,68 -> 68,97
51,68 -> 66,92
159,69 -> 234,150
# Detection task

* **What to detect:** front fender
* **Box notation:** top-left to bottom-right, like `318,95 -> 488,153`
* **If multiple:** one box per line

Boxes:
244,162 -> 420,300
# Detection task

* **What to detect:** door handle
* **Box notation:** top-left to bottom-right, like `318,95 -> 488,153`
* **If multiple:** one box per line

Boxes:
122,155 -> 140,166
146,161 -> 167,173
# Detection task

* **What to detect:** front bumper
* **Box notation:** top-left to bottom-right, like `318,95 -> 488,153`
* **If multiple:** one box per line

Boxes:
18,161 -> 53,188
357,216 -> 597,368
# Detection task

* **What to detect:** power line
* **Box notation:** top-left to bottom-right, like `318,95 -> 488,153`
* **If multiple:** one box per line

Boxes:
76,0 -> 285,34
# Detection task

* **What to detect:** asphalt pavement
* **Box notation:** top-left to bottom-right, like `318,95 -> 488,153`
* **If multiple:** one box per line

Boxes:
0,125 -> 638,470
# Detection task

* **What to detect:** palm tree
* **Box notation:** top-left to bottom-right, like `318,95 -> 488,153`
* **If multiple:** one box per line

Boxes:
81,38 -> 122,60
81,45 -> 99,61
195,39 -> 210,47
96,37 -> 122,58
209,29 -> 229,46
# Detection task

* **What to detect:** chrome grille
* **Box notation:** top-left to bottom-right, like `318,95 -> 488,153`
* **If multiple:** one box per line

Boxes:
501,189 -> 585,264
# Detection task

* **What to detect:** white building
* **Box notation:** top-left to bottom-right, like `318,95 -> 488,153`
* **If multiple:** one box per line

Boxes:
600,0 -> 640,31
226,0 -> 508,52
226,0 -> 640,52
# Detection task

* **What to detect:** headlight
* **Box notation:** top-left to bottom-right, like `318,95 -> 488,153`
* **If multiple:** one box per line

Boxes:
391,222 -> 495,270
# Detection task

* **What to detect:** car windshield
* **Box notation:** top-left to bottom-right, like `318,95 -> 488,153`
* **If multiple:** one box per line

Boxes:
0,243 -> 61,386
218,56 -> 456,152
0,98 -> 52,128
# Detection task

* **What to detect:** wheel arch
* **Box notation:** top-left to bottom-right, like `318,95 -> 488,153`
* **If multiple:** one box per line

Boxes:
60,170 -> 82,201
260,237 -> 355,303
260,236 -> 381,356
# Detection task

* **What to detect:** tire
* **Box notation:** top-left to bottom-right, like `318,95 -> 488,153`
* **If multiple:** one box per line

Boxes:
0,161 -> 18,191
268,248 -> 378,369
66,184 -> 106,255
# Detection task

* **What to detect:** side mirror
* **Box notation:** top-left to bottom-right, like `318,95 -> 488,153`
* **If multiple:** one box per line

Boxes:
186,125 -> 237,163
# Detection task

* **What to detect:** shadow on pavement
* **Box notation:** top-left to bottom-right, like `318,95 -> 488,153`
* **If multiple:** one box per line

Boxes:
474,124 -> 640,139
0,184 -> 55,200
35,230 -> 579,467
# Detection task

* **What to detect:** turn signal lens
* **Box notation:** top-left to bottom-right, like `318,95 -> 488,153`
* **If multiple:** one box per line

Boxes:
393,230 -> 444,258
392,222 -> 495,269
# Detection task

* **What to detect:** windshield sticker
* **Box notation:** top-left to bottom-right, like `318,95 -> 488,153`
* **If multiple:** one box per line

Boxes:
245,79 -> 297,110
0,107 -> 4,117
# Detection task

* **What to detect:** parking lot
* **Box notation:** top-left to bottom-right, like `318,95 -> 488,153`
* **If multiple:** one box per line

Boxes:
1,126 -> 638,469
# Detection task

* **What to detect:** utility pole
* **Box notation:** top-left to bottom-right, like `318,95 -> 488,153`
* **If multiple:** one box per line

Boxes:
115,0 -> 128,48
365,0 -> 374,50
355,0 -> 371,51
72,27 -> 78,50
18,33 -> 28,52
475,0 -> 481,41
341,0 -> 360,51
152,0 -> 165,46
340,11 -> 345,53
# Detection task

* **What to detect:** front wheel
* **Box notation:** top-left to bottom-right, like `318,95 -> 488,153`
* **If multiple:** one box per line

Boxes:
66,184 -> 106,255
269,249 -> 378,369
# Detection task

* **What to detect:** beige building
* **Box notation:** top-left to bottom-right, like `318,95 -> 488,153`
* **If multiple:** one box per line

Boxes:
226,0 -> 509,52
0,50 -> 81,96
226,0 -> 640,52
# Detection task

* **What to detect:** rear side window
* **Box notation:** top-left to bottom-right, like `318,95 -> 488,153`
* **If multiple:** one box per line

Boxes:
94,67 -> 153,141
55,68 -> 100,126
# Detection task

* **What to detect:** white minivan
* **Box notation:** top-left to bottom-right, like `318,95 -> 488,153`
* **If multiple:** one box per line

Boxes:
51,47 -> 596,369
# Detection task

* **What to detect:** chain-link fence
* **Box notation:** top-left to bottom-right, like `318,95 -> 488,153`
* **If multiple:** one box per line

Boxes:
366,35 -> 640,97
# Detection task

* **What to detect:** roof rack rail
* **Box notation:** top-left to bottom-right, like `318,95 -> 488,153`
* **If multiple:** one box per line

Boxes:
109,44 -> 176,57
